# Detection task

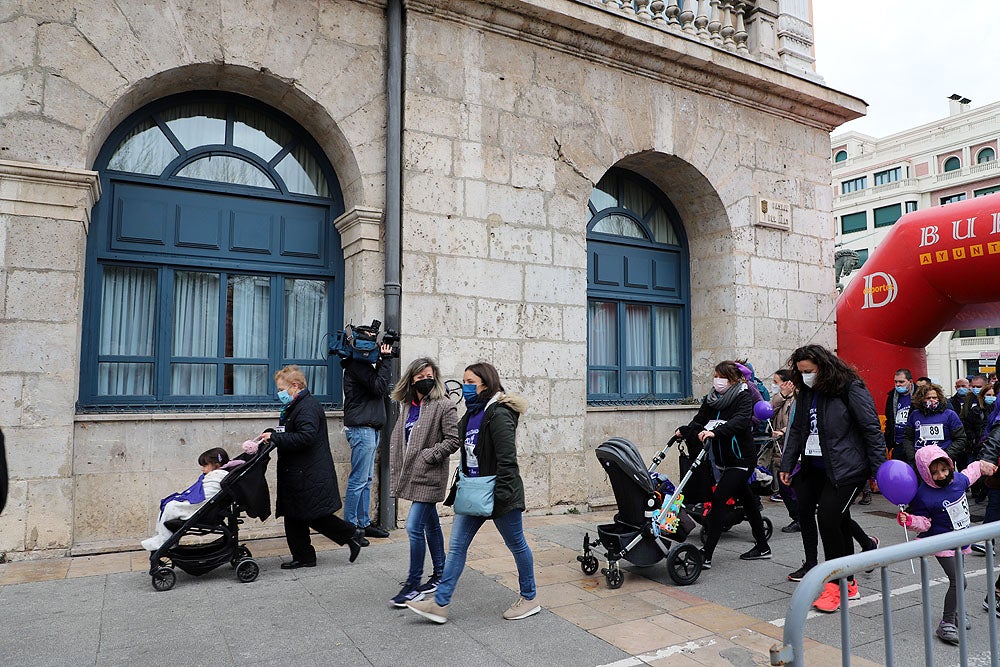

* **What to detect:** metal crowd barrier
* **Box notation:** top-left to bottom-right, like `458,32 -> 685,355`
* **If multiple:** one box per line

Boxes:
770,521 -> 1000,667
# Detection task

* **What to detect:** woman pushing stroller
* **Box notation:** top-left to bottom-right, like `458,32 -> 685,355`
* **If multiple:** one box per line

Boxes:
675,360 -> 771,569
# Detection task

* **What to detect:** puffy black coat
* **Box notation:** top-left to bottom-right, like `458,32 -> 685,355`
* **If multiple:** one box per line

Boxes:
270,389 -> 343,520
681,384 -> 755,468
456,393 -> 528,519
781,380 -> 886,487
341,358 -> 392,427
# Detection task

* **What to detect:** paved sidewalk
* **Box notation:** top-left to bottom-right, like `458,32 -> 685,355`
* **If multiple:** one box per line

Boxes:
0,511 -> 877,666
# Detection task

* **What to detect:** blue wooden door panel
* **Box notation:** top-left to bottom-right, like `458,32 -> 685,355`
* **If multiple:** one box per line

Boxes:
230,208 -> 274,255
590,242 -> 681,298
176,203 -> 222,250
109,181 -> 328,268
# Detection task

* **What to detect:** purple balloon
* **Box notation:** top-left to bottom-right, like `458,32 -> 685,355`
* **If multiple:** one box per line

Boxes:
876,460 -> 918,506
753,400 -> 774,421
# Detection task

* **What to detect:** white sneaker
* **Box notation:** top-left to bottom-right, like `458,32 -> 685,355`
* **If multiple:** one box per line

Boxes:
503,596 -> 541,620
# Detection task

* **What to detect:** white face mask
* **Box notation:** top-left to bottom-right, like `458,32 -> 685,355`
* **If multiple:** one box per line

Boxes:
801,372 -> 817,388
771,384 -> 780,396
712,378 -> 730,393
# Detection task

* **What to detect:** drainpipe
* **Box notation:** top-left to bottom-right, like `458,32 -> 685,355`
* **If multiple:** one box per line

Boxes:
379,0 -> 403,530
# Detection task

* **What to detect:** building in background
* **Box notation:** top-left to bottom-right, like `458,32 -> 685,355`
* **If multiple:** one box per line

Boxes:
833,97 -> 1000,388
0,0 -> 862,558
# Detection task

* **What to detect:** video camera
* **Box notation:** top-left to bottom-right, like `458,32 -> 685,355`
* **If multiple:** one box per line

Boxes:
329,319 -> 400,363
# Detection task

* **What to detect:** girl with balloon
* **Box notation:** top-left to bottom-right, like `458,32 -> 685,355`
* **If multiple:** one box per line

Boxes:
892,446 -> 997,644
779,345 -> 886,613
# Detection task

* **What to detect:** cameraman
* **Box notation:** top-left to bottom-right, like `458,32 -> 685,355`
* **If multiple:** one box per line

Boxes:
342,341 -> 394,544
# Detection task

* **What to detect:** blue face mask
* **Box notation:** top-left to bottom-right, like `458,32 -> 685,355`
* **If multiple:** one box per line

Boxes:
972,387 -> 982,395
986,396 -> 996,406
277,389 -> 293,404
895,385 -> 908,394
462,383 -> 479,401
957,387 -> 969,396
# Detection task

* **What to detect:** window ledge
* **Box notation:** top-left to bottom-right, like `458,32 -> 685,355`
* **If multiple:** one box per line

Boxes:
75,409 -> 344,423
587,402 -> 698,412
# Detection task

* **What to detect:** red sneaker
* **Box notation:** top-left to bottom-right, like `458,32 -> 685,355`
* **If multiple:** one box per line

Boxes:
847,580 -> 860,600
813,582 -> 841,613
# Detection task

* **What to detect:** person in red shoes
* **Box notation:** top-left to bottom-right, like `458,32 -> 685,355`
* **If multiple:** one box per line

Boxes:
779,345 -> 885,613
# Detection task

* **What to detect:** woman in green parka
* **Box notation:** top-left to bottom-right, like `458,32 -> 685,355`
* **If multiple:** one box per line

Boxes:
406,362 -> 539,625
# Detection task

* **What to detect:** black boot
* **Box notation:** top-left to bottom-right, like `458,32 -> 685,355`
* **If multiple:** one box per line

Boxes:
355,527 -> 370,547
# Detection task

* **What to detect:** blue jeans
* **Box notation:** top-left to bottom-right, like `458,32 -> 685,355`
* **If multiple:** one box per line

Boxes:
406,501 -> 446,585
344,426 -> 379,527
435,509 -> 535,607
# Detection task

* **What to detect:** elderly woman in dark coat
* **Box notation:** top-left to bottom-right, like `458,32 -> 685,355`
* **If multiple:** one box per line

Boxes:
260,365 -> 362,568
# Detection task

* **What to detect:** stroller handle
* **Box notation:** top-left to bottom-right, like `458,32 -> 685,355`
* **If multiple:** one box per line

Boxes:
648,433 -> 685,472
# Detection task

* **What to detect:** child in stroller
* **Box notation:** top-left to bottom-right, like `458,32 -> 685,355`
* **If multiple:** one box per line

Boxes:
142,447 -> 233,552
146,436 -> 274,591
578,436 -> 703,588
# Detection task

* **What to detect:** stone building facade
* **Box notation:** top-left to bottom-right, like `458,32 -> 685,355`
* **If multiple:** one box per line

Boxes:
0,0 -> 863,558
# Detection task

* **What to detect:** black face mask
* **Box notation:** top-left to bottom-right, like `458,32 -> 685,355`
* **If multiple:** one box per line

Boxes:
934,472 -> 954,488
413,378 -> 435,397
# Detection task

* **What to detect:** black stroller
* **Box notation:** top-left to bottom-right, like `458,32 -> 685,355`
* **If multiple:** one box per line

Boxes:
148,439 -> 275,591
577,436 -> 703,588
676,437 -> 774,545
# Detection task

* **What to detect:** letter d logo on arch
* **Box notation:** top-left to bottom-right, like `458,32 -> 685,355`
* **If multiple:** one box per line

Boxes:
861,271 -> 899,309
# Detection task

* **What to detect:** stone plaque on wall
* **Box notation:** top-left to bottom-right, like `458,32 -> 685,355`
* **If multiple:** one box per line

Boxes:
755,196 -> 792,231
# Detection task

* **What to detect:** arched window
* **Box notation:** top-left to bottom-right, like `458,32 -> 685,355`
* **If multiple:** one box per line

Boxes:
944,156 -> 961,172
80,93 -> 345,410
834,150 -> 848,163
586,170 -> 690,402
977,147 -> 996,164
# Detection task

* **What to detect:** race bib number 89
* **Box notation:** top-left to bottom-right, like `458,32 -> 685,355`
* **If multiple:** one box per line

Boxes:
919,423 -> 944,441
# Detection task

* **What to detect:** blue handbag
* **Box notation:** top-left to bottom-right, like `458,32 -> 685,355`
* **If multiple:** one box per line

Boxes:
454,471 -> 496,517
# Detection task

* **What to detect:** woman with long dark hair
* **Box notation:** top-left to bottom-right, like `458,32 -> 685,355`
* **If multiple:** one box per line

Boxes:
779,345 -> 885,613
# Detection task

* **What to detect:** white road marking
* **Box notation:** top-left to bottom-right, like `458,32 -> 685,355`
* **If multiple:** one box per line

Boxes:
595,639 -> 718,667
768,568 -> 989,627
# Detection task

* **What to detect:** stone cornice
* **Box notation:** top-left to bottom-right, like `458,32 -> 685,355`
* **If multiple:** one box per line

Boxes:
334,205 -> 384,258
0,159 -> 101,230
405,0 -> 865,131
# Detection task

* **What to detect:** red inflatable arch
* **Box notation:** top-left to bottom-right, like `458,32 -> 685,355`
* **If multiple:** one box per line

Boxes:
837,192 -> 1000,404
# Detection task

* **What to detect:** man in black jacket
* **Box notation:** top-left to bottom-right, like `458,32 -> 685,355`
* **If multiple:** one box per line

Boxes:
342,343 -> 393,543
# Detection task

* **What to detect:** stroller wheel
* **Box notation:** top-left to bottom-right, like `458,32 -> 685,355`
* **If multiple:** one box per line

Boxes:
605,567 -> 624,589
231,545 -> 253,568
578,554 -> 599,576
236,558 -> 260,583
151,566 -> 176,592
699,526 -> 708,546
666,543 -> 703,586
763,517 -> 774,541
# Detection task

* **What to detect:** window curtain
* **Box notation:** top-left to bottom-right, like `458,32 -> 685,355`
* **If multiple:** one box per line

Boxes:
172,271 -> 219,395
276,145 -> 329,197
588,301 -> 617,394
624,304 -> 651,395
284,279 -> 328,392
98,266 -> 156,395
228,275 -> 270,395
654,306 -> 681,394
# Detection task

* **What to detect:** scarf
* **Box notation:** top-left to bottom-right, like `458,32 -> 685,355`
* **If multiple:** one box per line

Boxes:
704,382 -> 746,412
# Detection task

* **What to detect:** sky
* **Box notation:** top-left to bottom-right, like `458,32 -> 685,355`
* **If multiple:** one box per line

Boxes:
811,0 -> 999,139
